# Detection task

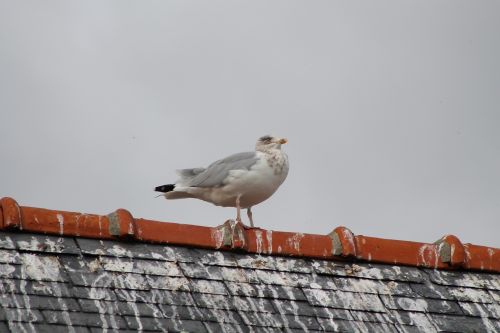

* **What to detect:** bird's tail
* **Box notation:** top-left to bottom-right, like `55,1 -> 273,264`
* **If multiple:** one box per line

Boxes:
154,184 -> 195,199
154,184 -> 175,193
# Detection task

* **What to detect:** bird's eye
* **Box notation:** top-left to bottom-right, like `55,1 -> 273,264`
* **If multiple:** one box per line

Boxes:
259,135 -> 273,143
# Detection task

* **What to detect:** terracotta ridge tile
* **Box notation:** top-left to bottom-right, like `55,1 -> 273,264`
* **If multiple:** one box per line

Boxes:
0,197 -> 498,273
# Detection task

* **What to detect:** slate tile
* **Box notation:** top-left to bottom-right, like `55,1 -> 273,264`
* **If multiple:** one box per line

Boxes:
192,293 -> 276,313
79,299 -> 162,317
232,296 -> 275,313
115,289 -> 195,306
430,313 -> 500,333
68,271 -> 114,288
448,287 -> 495,304
303,288 -> 386,312
77,238 -> 167,260
0,263 -> 22,278
288,314 -> 322,330
146,275 -> 190,291
89,329 -> 149,333
193,293 -> 234,311
78,299 -> 118,314
410,281 -> 453,300
313,306 -> 352,320
189,279 -> 228,295
0,249 -> 21,264
72,271 -> 149,290
349,310 -> 394,324
11,234 -> 80,254
158,304 -> 206,321
458,301 -> 500,319
119,301 -> 164,318
192,247 -> 239,267
395,324 -> 438,333
101,257 -> 182,276
236,254 -> 312,274
72,286 -> 117,301
0,279 -> 73,298
74,238 -> 107,256
42,310 -> 128,329
2,307 -> 44,322
19,253 -> 67,282
307,274 -> 337,291
380,295 -> 462,315
0,233 -> 16,249
238,311 -> 284,328
170,246 -> 204,263
225,282 -> 266,298
204,322 -> 252,333
0,294 -> 80,312
198,308 -> 244,325
316,317 -> 357,332
319,317 -> 401,333
219,266 -> 261,283
256,270 -> 312,287
8,322 -> 91,333
279,327 -> 324,333
59,255 -> 101,273
355,321 -> 400,333
425,269 -> 500,290
179,262 -> 220,279
312,261 -> 425,283
225,282 -> 307,301
112,272 -> 150,290
490,290 -> 500,303
388,310 -> 439,331
330,276 -> 415,296
271,299 -> 316,317
124,316 -> 207,332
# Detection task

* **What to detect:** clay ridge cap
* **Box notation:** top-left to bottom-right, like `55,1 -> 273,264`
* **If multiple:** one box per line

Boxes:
0,197 -> 498,273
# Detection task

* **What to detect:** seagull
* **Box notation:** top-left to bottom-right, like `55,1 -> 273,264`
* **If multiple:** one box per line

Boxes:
155,135 -> 289,227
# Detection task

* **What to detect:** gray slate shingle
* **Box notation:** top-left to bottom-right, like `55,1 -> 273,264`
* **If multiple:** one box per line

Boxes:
1,231 -> 499,333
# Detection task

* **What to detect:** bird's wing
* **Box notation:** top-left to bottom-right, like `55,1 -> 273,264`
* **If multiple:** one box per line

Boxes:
185,151 -> 259,188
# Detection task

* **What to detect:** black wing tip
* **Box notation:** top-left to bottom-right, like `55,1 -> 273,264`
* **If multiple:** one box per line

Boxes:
154,184 -> 175,193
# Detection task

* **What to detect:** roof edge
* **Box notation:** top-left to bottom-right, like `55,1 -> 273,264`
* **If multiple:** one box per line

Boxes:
1,197 -> 498,272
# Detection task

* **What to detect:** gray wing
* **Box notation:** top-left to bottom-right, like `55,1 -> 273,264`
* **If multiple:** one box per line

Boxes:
185,151 -> 259,188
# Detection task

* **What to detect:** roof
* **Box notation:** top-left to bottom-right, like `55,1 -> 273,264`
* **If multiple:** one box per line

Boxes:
0,196 -> 499,332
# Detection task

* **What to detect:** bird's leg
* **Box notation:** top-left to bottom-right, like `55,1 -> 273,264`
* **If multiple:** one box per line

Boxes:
235,194 -> 242,223
247,207 -> 254,228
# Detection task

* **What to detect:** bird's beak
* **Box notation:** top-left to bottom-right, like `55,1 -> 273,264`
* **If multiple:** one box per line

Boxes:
278,138 -> 288,144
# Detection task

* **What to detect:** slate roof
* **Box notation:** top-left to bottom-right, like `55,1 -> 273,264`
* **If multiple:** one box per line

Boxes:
0,197 -> 499,332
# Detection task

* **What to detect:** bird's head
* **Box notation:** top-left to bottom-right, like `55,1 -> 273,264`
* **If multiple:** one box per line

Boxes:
255,135 -> 288,152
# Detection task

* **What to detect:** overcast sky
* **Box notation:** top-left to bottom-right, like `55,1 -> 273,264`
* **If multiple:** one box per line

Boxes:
1,1 -> 499,247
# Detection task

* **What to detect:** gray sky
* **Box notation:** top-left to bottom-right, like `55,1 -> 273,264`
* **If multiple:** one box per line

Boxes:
1,1 -> 499,247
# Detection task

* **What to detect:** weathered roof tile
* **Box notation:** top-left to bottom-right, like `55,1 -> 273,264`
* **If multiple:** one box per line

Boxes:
10,233 -> 80,255
431,314 -> 500,333
304,288 -> 387,312
1,198 -> 499,333
380,295 -> 464,315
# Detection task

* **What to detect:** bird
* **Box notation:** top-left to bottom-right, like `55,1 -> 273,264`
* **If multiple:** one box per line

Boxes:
155,135 -> 289,228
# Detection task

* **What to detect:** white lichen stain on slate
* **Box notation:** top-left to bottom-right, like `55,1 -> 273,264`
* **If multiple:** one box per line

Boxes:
21,253 -> 61,281
88,258 -> 101,273
108,245 -> 133,258
0,250 -> 19,264
0,236 -> 15,249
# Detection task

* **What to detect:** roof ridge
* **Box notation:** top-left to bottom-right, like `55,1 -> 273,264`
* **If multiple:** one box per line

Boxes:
0,196 -> 498,273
